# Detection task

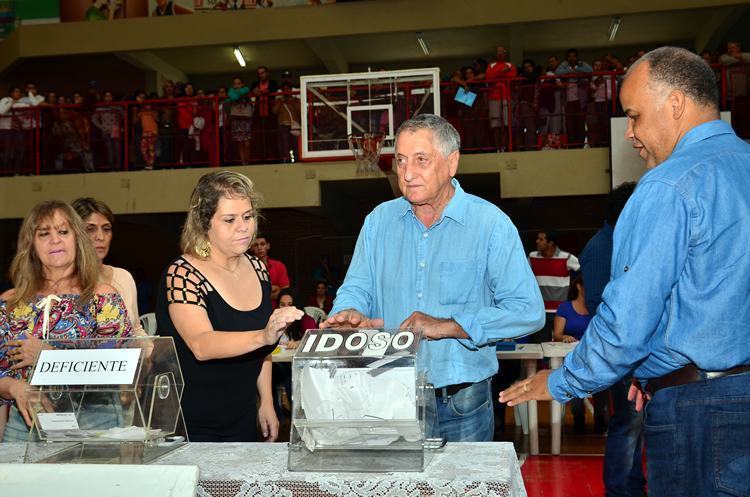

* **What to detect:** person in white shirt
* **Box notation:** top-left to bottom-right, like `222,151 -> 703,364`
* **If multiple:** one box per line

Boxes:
0,87 -> 30,173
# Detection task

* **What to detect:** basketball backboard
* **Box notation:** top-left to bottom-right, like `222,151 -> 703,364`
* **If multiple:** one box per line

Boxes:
300,68 -> 441,160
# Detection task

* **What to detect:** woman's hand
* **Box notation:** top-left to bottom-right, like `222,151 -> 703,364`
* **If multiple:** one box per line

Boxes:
5,336 -> 50,372
286,340 -> 300,350
562,335 -> 579,343
7,378 -> 33,427
262,307 -> 304,346
257,401 -> 279,442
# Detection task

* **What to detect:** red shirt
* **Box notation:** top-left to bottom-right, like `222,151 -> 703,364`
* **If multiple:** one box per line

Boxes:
485,61 -> 517,101
265,257 -> 290,289
307,294 -> 334,314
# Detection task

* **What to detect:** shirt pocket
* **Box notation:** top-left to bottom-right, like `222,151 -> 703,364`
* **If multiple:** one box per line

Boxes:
439,260 -> 480,305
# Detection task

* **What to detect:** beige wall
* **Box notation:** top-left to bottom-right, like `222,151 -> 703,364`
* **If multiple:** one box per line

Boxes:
0,149 -> 611,219
1,0 -> 746,74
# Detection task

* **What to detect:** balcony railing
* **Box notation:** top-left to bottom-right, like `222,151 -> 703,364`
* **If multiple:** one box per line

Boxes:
1,65 -> 748,177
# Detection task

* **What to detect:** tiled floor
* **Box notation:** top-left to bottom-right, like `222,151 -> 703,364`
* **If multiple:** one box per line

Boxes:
522,455 -> 605,497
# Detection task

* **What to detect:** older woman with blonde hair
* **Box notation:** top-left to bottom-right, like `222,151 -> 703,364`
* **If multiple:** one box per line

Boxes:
72,197 -> 145,336
156,170 -> 302,442
0,201 -> 132,441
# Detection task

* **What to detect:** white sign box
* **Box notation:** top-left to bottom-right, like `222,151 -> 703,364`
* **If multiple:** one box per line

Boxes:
297,329 -> 419,359
30,348 -> 142,386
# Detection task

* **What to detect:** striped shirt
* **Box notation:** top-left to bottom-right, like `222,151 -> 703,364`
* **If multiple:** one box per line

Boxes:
529,249 -> 580,311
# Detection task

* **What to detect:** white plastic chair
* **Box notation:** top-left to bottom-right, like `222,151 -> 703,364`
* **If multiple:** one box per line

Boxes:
303,306 -> 327,324
139,312 -> 158,336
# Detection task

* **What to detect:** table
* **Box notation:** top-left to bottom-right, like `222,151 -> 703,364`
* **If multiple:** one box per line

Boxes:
1,442 -> 527,497
496,344 -> 543,455
540,341 -> 577,455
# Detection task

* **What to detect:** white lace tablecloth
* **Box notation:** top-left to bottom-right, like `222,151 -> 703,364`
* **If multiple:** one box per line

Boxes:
1,442 -> 526,497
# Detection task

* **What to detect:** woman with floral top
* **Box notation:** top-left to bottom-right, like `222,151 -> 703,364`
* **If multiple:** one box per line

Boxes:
0,200 -> 132,441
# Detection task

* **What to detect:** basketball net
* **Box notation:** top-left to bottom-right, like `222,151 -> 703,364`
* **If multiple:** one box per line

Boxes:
348,132 -> 385,176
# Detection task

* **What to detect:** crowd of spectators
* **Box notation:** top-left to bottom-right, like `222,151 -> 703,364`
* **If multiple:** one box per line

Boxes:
1,41 -> 748,175
0,66 -> 302,174
445,43 -> 750,151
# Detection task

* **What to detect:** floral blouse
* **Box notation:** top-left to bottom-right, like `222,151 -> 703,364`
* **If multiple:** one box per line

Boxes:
0,293 -> 132,383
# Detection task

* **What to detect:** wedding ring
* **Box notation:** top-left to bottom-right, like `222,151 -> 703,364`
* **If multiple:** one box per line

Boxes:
523,383 -> 528,393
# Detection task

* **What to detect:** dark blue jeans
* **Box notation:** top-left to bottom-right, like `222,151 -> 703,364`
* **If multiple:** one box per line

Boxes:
434,378 -> 494,442
604,378 -> 646,497
644,371 -> 750,497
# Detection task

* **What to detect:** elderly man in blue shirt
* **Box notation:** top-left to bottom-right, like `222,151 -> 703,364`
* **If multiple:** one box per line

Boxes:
501,46 -> 750,496
323,114 -> 545,442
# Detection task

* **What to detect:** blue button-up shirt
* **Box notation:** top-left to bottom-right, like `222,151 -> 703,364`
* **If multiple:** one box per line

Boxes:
332,179 -> 545,388
549,120 -> 750,401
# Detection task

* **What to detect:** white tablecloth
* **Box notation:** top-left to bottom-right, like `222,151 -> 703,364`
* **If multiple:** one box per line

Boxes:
1,442 -> 526,497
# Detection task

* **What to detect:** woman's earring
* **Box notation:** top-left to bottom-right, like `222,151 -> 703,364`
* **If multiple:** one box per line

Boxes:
196,240 -> 211,258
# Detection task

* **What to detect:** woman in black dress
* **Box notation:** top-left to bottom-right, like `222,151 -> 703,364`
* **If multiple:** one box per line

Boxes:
156,170 -> 303,442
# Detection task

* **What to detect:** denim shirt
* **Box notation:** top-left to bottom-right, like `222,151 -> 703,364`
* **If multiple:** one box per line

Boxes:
549,120 -> 750,402
332,179 -> 545,388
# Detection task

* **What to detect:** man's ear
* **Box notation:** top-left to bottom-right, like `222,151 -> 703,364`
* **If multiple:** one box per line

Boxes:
669,90 -> 687,120
448,150 -> 460,177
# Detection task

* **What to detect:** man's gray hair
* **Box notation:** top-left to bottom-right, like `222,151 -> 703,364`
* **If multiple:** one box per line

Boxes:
395,114 -> 461,157
627,46 -> 719,109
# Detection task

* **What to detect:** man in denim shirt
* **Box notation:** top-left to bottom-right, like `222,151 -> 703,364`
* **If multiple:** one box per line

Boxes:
501,47 -> 750,496
324,114 -> 544,442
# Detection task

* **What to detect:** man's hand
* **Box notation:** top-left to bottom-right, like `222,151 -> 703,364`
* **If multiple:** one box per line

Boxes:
627,379 -> 651,412
399,312 -> 468,340
498,369 -> 554,407
320,309 -> 384,329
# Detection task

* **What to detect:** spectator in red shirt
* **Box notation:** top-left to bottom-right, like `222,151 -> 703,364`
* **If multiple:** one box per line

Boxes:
482,46 -> 517,152
250,234 -> 289,302
177,82 -> 198,165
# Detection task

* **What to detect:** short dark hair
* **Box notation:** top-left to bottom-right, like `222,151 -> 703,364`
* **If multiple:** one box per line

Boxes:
606,182 -> 637,225
631,46 -> 720,110
541,228 -> 559,246
566,49 -> 578,57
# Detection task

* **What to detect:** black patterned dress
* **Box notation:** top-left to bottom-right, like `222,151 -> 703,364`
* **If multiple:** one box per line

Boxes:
156,254 -> 274,442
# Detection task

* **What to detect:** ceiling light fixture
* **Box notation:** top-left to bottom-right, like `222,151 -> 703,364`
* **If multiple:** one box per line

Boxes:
608,16 -> 621,43
233,46 -> 246,67
416,32 -> 430,56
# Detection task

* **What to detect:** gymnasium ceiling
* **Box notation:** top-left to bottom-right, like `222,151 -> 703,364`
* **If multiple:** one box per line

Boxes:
2,0 -> 749,81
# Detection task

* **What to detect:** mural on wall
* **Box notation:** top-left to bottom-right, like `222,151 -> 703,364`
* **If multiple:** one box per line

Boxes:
61,0 -> 338,21
60,0 -> 148,21
148,0 -> 335,14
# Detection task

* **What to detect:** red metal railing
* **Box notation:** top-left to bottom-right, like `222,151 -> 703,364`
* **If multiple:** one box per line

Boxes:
0,65 -> 747,177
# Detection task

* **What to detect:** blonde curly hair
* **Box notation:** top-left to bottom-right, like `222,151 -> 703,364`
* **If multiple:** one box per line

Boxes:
181,170 -> 262,258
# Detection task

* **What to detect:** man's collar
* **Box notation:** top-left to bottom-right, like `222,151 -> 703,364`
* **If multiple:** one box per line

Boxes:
399,178 -> 467,226
673,119 -> 734,155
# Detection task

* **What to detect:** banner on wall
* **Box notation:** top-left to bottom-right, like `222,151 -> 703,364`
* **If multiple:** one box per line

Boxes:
148,0 -> 336,15
61,0 -> 338,21
60,1 -> 147,22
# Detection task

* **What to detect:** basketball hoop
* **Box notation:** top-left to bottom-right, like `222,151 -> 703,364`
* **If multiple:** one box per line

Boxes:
348,132 -> 384,175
